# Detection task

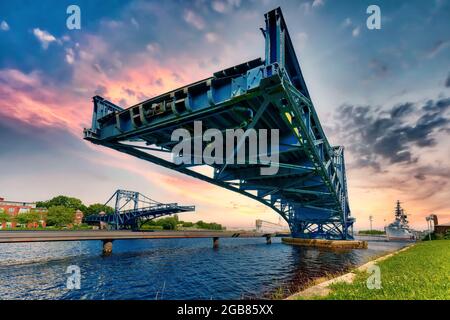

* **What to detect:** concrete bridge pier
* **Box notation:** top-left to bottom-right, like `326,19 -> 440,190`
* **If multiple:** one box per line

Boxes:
213,237 -> 219,249
266,236 -> 272,244
102,239 -> 113,255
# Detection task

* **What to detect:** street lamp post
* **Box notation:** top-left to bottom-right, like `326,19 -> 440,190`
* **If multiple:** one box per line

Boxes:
425,215 -> 434,241
428,218 -> 432,241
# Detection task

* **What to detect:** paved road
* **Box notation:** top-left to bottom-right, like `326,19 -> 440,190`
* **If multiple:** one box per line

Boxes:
0,230 -> 285,243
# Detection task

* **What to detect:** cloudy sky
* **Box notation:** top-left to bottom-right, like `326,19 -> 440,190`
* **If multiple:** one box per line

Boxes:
0,0 -> 449,230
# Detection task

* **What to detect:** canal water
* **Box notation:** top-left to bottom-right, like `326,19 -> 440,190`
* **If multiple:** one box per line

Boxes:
0,237 -> 408,300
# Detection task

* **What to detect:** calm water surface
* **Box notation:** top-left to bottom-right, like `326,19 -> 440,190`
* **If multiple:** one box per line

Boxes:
0,236 -> 408,299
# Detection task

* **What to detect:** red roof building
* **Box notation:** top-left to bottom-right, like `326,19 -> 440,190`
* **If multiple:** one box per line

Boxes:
0,197 -> 47,229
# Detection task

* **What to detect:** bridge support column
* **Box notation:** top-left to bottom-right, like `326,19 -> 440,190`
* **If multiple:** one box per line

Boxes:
266,236 -> 272,244
213,237 -> 219,249
102,239 -> 113,255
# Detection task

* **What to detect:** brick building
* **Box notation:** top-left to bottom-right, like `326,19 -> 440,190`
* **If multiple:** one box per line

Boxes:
0,197 -> 47,229
0,197 -> 88,229
429,215 -> 450,235
435,222 -> 450,235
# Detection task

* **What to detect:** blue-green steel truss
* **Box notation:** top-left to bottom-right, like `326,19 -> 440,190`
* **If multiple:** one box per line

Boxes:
83,8 -> 354,239
84,189 -> 195,230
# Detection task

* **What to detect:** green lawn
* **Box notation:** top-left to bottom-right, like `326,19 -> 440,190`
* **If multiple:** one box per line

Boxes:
358,230 -> 386,235
316,240 -> 450,300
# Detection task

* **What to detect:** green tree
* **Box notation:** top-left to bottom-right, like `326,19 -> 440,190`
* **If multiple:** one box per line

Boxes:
0,211 -> 10,223
16,211 -> 41,226
29,210 -> 42,224
36,196 -> 87,212
16,213 -> 28,225
145,219 -> 157,226
46,206 -> 75,227
208,222 -> 223,230
194,220 -> 224,230
196,220 -> 206,228
155,217 -> 178,230
182,221 -> 194,227
85,203 -> 114,217
161,219 -> 177,230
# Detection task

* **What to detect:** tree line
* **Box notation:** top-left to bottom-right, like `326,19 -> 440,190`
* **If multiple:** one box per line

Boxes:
143,215 -> 225,231
0,195 -> 114,227
1,195 -> 224,230
36,196 -> 114,227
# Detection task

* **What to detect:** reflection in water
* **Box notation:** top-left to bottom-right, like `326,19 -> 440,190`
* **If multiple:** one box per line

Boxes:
0,237 -> 408,300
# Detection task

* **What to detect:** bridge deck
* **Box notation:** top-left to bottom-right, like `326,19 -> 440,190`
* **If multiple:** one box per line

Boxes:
0,230 -> 284,243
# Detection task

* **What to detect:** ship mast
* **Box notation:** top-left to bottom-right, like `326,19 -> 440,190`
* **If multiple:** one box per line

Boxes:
394,200 -> 409,226
395,200 -> 402,220
401,208 -> 409,225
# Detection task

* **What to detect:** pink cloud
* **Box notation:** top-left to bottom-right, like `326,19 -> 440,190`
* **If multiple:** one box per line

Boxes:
0,69 -> 87,134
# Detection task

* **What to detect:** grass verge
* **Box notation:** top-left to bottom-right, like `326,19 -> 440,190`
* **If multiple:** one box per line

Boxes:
311,240 -> 450,300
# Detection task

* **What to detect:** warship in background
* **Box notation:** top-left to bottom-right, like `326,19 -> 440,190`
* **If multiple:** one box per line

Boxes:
385,201 -> 415,241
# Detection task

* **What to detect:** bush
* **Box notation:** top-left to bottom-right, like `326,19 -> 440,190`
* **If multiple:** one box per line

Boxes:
140,224 -> 163,230
46,206 -> 75,227
160,217 -> 178,230
137,217 -> 224,231
422,231 -> 450,241
16,212 -> 40,225
445,230 -> 450,240
182,221 -> 194,227
358,230 -> 385,235
0,211 -> 10,223
72,223 -> 91,230
85,203 -> 114,216
194,220 -> 224,230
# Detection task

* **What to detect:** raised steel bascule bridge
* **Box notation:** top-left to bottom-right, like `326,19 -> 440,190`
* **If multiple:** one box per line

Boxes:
84,8 -> 354,240
84,189 -> 195,230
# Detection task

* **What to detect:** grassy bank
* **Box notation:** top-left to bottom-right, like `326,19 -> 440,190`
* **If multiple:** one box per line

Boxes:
309,240 -> 449,300
357,230 -> 385,235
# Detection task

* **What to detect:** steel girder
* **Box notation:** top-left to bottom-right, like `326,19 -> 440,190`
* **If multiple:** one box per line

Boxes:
83,8 -> 354,239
